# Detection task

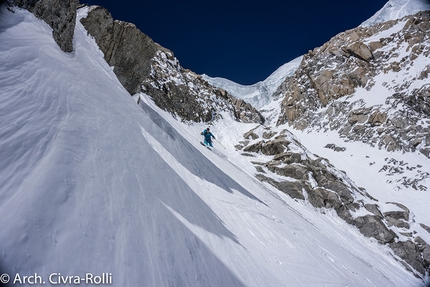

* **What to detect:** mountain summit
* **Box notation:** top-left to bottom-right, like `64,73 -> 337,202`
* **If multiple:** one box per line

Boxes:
362,0 -> 430,27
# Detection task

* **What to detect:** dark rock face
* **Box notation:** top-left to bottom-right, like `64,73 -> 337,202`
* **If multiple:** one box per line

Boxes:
140,49 -> 264,123
10,0 -> 78,52
256,174 -> 307,200
364,204 -> 383,217
80,6 -> 158,95
384,208 -> 410,229
307,188 -> 340,209
354,215 -> 396,244
261,138 -> 290,155
390,240 -> 427,274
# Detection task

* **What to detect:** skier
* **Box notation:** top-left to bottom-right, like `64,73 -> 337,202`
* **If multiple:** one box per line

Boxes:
201,127 -> 215,147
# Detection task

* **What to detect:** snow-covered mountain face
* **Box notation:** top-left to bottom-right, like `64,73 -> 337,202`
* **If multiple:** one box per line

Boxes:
202,56 -> 302,111
1,5 -> 423,287
277,11 -> 430,156
2,0 -> 430,285
199,0 -> 430,278
238,4 -> 430,278
362,0 -> 430,27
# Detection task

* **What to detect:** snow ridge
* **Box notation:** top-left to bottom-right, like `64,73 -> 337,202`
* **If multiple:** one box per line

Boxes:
202,57 -> 302,110
362,0 -> 430,27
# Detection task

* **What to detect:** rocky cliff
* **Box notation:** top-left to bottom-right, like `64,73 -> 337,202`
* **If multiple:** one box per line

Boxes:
7,0 -> 78,52
276,11 -> 430,158
80,6 -> 263,124
272,12 -> 430,195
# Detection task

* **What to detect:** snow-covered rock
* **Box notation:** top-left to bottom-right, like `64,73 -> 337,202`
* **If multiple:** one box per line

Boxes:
277,11 -> 430,159
243,6 -> 430,277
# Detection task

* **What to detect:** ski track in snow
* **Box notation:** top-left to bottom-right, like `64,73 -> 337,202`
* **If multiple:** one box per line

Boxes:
0,5 -> 425,287
138,97 -> 421,287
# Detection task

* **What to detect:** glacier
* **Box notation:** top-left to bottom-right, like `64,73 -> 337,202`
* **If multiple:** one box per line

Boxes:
202,57 -> 302,110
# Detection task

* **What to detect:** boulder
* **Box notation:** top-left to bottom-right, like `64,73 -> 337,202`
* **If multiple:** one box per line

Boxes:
369,41 -> 384,52
368,111 -> 387,126
274,180 -> 308,200
231,98 -> 265,124
324,143 -> 346,152
244,130 -> 259,140
335,205 -> 355,225
243,141 -> 263,153
345,41 -> 374,62
320,181 -> 354,204
390,240 -> 426,274
261,138 -> 290,155
420,148 -> 430,159
273,152 -> 303,164
364,204 -> 383,217
255,175 -> 307,200
263,130 -> 276,139
307,188 -> 340,209
267,164 -> 308,181
354,215 -> 397,244
423,244 -> 430,267
348,114 -> 368,125
381,135 -> 398,152
383,209 -> 410,229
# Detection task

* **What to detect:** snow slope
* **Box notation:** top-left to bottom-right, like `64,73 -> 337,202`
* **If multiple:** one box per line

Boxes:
362,0 -> 430,27
202,57 -> 302,110
0,5 -> 424,287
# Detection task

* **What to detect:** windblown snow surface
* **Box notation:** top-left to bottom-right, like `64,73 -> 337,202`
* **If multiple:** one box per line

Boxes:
361,0 -> 430,27
0,5 -> 425,287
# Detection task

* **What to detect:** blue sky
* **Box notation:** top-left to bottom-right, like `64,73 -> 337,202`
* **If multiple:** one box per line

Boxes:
84,0 -> 388,84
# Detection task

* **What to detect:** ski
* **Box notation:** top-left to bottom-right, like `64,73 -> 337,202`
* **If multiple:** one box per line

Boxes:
200,142 -> 212,150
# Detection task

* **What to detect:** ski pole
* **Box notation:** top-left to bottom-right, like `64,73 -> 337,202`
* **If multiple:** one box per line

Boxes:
214,138 -> 226,149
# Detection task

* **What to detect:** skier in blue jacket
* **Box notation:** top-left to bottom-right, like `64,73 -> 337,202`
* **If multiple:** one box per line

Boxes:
202,127 -> 215,147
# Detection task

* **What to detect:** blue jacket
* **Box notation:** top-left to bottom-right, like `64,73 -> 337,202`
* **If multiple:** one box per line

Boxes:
203,130 -> 215,142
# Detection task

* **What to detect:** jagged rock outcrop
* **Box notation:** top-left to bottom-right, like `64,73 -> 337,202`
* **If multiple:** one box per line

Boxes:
141,50 -> 264,123
80,6 -> 158,95
80,6 -> 263,124
7,0 -> 78,52
239,125 -> 430,277
276,11 -> 430,160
